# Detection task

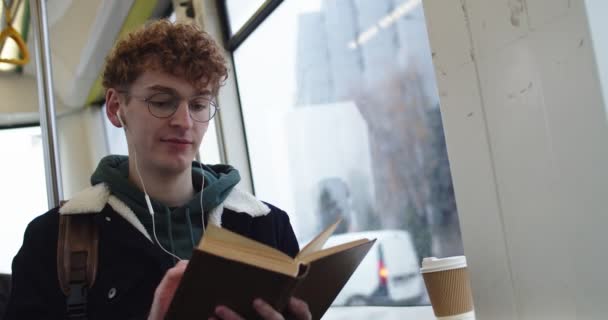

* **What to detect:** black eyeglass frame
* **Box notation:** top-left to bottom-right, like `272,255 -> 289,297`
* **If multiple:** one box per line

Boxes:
117,90 -> 220,123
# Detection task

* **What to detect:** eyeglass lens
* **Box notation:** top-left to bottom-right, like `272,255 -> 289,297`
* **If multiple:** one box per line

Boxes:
146,92 -> 216,122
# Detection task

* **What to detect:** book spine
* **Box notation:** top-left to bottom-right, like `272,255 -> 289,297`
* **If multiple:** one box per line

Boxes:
276,263 -> 310,315
275,278 -> 299,314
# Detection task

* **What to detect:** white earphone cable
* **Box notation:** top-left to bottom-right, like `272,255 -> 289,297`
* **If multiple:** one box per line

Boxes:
198,161 -> 206,234
120,110 -> 205,262
133,148 -> 183,262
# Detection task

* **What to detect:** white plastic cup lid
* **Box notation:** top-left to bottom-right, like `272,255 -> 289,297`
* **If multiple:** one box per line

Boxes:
420,256 -> 467,273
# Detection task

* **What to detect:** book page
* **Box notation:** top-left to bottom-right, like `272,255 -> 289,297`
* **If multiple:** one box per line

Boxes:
298,238 -> 371,264
200,240 -> 300,277
296,218 -> 342,259
197,225 -> 298,277
199,224 -> 294,263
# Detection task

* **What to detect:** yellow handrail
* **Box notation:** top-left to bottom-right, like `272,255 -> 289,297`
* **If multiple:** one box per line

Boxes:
0,0 -> 29,66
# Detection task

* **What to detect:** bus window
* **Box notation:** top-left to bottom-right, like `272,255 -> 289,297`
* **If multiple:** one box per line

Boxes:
227,0 -> 463,312
0,126 -> 48,274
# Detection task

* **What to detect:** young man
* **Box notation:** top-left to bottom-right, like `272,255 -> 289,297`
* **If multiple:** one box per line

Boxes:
5,20 -> 311,320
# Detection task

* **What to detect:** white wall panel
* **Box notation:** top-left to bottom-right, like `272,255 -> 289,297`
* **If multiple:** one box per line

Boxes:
423,0 -> 473,72
465,0 -> 528,60
525,0 -> 570,30
477,32 -> 578,320
424,0 -> 608,318
436,62 -> 518,320
535,3 -> 608,318
423,0 -> 518,318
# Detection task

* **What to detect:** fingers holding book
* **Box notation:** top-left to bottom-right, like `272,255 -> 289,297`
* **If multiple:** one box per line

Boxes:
150,258 -> 312,320
211,297 -> 312,320
148,260 -> 189,320
210,304 -> 244,320
287,297 -> 312,319
166,222 -> 373,319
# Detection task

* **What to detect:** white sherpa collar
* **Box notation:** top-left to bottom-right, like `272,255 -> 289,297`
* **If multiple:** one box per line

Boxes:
107,195 -> 151,241
58,183 -> 109,215
58,183 -> 271,235
206,188 -> 272,226
59,184 -> 152,241
223,187 -> 271,217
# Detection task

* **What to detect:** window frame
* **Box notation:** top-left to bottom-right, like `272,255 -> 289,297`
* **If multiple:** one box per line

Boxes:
217,0 -> 283,51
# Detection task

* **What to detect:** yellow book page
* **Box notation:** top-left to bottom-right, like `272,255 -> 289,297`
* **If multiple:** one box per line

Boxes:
200,240 -> 300,277
296,218 -> 342,259
297,238 -> 371,264
205,238 -> 292,265
200,224 -> 294,264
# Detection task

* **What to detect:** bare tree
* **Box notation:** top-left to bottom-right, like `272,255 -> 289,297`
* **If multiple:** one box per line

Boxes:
353,63 -> 462,259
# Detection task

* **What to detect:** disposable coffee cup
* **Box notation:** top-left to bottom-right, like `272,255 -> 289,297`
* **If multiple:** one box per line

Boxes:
420,256 -> 475,320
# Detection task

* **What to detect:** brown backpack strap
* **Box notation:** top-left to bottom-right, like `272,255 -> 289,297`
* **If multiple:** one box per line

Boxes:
57,201 -> 99,319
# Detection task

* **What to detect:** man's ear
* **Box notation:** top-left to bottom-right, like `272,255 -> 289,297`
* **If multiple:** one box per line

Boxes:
105,88 -> 123,128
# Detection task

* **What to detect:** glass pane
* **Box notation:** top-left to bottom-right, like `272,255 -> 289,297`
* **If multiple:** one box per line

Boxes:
102,104 -> 128,156
199,119 -> 222,164
224,0 -> 267,35
0,127 -> 48,274
233,0 -> 463,311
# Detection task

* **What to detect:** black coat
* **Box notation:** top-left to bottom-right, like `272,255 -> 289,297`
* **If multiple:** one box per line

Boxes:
4,185 -> 299,319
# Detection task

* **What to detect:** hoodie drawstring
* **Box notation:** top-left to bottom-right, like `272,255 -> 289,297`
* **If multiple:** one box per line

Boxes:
165,207 -> 176,260
185,207 -> 196,247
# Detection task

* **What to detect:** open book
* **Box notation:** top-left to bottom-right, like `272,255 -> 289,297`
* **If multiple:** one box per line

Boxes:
166,219 -> 376,320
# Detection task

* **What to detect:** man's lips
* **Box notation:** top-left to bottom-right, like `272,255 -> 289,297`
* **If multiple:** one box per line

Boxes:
161,138 -> 193,144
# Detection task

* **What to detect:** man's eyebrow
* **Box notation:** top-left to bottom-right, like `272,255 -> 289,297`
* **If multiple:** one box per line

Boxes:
195,89 -> 212,96
145,85 -> 211,96
145,85 -> 179,94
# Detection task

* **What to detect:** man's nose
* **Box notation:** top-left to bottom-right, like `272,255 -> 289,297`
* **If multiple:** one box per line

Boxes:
170,101 -> 193,128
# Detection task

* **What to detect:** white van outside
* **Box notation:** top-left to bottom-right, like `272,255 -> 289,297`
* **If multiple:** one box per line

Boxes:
324,230 -> 427,306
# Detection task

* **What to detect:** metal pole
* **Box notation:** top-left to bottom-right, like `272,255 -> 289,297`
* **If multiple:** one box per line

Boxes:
30,0 -> 63,208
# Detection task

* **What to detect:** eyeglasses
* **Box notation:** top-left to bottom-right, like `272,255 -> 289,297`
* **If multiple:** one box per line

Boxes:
120,91 -> 219,123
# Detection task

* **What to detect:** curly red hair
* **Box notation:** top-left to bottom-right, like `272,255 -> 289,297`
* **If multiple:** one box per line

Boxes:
102,20 -> 227,94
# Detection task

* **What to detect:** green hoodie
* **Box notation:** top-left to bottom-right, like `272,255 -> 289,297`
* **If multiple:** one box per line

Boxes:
90,155 -> 240,259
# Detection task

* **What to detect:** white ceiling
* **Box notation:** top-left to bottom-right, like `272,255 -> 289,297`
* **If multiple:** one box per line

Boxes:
0,0 -> 171,125
23,0 -> 135,108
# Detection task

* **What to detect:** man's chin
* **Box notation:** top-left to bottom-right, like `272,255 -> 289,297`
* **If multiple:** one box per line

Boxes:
157,156 -> 193,174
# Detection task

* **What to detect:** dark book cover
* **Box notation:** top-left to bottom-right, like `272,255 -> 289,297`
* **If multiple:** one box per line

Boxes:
293,240 -> 376,320
166,227 -> 375,320
166,251 -> 301,320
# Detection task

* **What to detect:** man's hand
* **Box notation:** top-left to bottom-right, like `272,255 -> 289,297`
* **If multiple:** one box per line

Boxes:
147,260 -> 312,320
210,297 -> 312,320
148,260 -> 189,320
